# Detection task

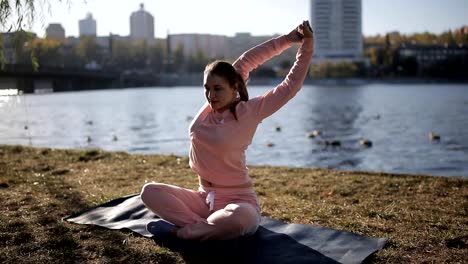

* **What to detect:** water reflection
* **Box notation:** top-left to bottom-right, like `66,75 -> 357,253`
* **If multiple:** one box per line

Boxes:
1,85 -> 467,177
299,85 -> 366,169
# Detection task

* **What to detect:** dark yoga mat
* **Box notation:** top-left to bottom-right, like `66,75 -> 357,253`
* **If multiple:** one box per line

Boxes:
64,194 -> 386,264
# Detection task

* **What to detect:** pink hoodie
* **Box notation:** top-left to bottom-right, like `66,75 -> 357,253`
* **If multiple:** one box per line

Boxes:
189,35 -> 314,186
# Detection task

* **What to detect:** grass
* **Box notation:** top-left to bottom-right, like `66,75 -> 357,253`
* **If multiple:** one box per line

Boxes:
0,145 -> 467,263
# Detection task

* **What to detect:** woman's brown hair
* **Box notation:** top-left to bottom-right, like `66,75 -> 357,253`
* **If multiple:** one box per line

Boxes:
204,60 -> 248,120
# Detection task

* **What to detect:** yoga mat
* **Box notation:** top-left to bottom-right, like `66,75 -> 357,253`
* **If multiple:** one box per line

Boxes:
64,194 -> 386,264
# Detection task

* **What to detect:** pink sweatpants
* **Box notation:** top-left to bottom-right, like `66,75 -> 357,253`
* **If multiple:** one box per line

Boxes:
140,183 -> 261,241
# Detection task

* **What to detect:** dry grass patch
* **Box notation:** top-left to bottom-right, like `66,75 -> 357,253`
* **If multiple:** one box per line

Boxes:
0,145 -> 467,263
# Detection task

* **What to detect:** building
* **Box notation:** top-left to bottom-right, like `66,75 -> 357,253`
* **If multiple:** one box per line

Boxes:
311,0 -> 363,61
454,26 -> 468,35
227,33 -> 271,59
79,13 -> 97,37
45,23 -> 65,40
168,33 -> 228,59
130,3 -> 154,41
396,43 -> 468,76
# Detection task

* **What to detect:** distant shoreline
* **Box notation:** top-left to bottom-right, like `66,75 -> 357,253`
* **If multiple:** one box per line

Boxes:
1,76 -> 466,94
140,76 -> 468,87
250,77 -> 468,86
1,142 -> 465,179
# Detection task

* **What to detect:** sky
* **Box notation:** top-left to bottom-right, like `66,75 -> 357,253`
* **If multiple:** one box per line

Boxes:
9,0 -> 468,38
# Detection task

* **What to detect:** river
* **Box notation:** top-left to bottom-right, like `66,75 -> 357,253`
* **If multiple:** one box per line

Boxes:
1,83 -> 467,177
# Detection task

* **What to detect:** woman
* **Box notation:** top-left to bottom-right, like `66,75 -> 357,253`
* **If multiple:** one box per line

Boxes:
141,20 -> 314,241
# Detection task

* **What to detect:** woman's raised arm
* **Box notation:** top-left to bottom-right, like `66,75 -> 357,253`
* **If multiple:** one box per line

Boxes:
248,21 -> 315,121
232,36 -> 292,82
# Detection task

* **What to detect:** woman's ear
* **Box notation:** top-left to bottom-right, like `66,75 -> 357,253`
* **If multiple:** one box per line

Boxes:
234,85 -> 240,98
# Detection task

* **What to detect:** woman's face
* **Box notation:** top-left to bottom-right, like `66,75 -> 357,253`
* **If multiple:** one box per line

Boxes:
203,73 -> 237,112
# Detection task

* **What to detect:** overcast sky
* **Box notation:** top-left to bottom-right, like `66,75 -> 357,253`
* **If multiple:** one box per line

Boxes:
9,0 -> 468,38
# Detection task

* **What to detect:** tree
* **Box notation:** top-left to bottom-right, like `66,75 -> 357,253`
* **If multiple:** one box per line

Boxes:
129,39 -> 149,68
1,1 -> 76,68
310,61 -> 359,79
453,28 -> 468,45
439,31 -> 456,46
147,41 -> 166,73
1,1 -> 48,66
1,0 -> 36,32
187,48 -> 208,73
75,36 -> 103,65
108,40 -> 132,69
410,32 -> 438,45
364,47 -> 380,66
172,43 -> 185,72
21,38 -> 65,67
1,30 -> 34,64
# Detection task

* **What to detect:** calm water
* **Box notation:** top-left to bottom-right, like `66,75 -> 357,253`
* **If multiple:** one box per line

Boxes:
1,84 -> 467,177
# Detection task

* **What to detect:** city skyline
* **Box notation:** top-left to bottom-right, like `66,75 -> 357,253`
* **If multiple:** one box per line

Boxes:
4,0 -> 468,38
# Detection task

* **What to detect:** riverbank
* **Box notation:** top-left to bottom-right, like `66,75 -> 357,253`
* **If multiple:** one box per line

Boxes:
1,145 -> 466,263
163,76 -> 468,88
248,77 -> 468,86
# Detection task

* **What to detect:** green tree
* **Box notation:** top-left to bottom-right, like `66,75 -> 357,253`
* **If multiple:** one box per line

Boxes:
109,40 -> 131,69
187,48 -> 208,73
364,47 -> 380,66
1,0 -> 36,32
1,30 -> 34,65
172,43 -> 185,72
148,41 -> 166,72
410,32 -> 438,45
310,61 -> 358,79
334,61 -> 358,78
439,31 -> 457,45
453,29 -> 468,45
128,39 -> 149,68
0,0 -> 72,67
75,36 -> 103,65
22,38 -> 64,67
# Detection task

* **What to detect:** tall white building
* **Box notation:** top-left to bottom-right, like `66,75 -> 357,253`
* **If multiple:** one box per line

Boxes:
130,3 -> 154,41
311,0 -> 363,61
79,13 -> 97,37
